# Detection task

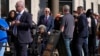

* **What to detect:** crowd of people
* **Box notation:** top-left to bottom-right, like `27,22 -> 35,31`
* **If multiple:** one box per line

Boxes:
0,1 -> 100,56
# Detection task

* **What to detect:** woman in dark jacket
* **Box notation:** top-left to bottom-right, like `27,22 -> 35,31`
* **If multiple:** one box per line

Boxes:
54,14 -> 62,30
6,10 -> 17,42
6,10 -> 16,24
6,10 -> 17,54
86,9 -> 97,56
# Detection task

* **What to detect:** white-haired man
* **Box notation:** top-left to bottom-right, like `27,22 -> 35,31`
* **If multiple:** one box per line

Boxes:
60,5 -> 74,56
38,8 -> 54,35
11,1 -> 33,56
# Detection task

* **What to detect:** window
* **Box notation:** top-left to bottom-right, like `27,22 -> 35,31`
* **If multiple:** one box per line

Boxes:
83,0 -> 86,10
25,0 -> 31,13
98,4 -> 100,14
59,0 -> 72,14
91,2 -> 94,12
1,0 -> 9,17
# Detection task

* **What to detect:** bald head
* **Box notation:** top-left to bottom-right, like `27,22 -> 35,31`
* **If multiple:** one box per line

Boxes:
15,1 -> 25,12
44,8 -> 51,16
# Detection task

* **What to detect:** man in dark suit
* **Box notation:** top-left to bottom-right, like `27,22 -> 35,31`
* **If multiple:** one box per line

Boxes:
11,1 -> 33,56
38,8 -> 54,35
75,6 -> 88,56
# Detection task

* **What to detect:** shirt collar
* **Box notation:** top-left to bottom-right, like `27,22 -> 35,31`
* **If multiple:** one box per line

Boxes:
17,10 -> 24,15
45,15 -> 50,18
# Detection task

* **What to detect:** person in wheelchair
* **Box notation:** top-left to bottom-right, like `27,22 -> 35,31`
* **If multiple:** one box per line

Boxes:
35,25 -> 48,56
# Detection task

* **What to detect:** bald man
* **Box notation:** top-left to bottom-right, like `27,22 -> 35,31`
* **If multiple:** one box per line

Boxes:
11,1 -> 33,56
38,8 -> 54,35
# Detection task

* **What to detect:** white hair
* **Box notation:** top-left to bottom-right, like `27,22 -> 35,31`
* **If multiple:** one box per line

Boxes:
38,25 -> 47,31
44,8 -> 51,12
15,1 -> 25,8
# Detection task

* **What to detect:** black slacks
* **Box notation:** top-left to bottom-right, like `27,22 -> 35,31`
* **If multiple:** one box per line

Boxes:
71,37 -> 88,56
14,41 -> 28,56
88,34 -> 96,56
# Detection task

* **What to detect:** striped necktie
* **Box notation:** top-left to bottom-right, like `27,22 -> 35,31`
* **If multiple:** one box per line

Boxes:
13,14 -> 21,36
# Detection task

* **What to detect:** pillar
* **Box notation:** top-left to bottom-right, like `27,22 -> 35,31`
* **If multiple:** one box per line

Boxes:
9,0 -> 25,11
73,0 -> 79,11
51,0 -> 59,17
73,0 -> 84,11
31,0 -> 40,24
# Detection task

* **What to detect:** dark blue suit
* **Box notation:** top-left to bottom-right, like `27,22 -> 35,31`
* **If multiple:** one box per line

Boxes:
38,15 -> 54,32
17,12 -> 33,43
14,11 -> 33,56
78,14 -> 88,38
75,14 -> 88,56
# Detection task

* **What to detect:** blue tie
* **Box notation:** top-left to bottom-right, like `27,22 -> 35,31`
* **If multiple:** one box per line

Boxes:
13,13 -> 21,36
45,16 -> 48,24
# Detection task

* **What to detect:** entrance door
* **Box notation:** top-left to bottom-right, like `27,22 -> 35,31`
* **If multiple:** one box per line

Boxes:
1,0 -> 9,18
25,0 -> 31,13
59,0 -> 72,14
48,0 -> 52,10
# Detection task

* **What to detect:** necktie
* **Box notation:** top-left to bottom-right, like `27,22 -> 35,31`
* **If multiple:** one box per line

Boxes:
13,14 -> 21,36
45,16 -> 48,24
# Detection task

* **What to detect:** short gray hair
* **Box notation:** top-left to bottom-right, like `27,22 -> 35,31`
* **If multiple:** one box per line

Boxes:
63,5 -> 70,10
38,25 -> 47,31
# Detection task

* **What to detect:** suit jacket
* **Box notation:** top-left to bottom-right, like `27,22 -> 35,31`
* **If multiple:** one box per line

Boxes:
38,15 -> 54,32
16,11 -> 33,43
78,14 -> 89,38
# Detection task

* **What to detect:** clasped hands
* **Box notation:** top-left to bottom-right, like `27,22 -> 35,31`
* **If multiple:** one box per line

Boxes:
11,20 -> 20,26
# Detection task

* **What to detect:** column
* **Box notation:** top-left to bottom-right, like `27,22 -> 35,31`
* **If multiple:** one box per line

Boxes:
9,0 -> 25,11
86,0 -> 91,11
73,0 -> 79,11
73,0 -> 84,11
51,0 -> 59,17
93,0 -> 98,13
31,0 -> 40,24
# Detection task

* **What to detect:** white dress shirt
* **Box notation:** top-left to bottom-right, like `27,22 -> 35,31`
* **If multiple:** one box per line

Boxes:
87,17 -> 91,27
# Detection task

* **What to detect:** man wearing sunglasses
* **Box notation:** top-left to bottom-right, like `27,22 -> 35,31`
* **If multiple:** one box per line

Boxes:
38,8 -> 54,35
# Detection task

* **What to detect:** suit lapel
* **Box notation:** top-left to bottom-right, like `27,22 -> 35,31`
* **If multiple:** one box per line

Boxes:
47,16 -> 51,24
19,12 -> 25,21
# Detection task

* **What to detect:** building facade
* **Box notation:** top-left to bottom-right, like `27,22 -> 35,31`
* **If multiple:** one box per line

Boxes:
0,0 -> 100,23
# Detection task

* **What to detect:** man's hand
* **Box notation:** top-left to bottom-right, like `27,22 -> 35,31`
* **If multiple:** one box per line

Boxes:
11,21 -> 16,26
60,26 -> 64,32
48,31 -> 51,35
15,20 -> 21,25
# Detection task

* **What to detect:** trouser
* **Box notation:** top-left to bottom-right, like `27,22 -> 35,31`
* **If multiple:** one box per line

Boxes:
88,35 -> 96,56
36,40 -> 47,56
64,38 -> 72,56
0,42 -> 6,56
14,42 -> 28,56
75,37 -> 88,56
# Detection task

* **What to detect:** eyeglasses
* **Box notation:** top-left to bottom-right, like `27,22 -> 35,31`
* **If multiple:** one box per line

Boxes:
45,11 -> 49,12
15,5 -> 22,8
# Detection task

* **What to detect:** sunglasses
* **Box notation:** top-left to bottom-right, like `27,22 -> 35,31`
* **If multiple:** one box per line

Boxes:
45,11 -> 49,12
